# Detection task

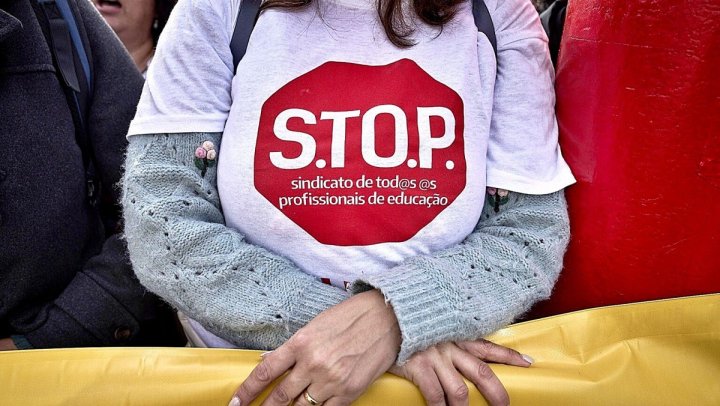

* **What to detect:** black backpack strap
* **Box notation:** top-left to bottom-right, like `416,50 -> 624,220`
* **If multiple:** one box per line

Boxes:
36,0 -> 99,205
231,0 -> 261,72
472,0 -> 497,56
230,0 -> 497,71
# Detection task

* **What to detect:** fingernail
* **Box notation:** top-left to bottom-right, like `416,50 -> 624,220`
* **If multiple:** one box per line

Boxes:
522,354 -> 534,364
228,396 -> 241,406
260,350 -> 273,358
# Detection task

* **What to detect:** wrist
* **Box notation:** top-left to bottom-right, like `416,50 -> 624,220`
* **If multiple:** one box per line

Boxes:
360,289 -> 402,351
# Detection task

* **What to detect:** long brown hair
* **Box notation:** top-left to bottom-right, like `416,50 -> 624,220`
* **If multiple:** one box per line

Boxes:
259,0 -> 465,47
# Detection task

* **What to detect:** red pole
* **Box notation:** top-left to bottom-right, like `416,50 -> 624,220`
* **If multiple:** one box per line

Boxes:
530,0 -> 720,318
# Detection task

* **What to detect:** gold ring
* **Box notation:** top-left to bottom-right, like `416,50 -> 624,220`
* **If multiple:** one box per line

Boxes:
303,391 -> 321,405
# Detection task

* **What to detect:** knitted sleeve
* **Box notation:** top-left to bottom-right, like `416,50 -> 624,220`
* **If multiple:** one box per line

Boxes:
123,132 -> 569,360
352,190 -> 570,363
122,132 -> 349,349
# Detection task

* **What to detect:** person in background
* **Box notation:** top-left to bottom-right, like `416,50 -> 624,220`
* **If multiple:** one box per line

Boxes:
0,0 -> 185,350
92,0 -> 177,74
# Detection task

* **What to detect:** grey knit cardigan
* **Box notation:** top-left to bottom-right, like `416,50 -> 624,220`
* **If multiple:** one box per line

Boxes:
122,131 -> 570,363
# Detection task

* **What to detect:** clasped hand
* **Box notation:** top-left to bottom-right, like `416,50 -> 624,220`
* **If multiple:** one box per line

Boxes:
231,290 -> 531,406
231,290 -> 400,406
390,340 -> 531,406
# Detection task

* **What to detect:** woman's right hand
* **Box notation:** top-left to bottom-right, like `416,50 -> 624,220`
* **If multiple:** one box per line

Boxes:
389,339 -> 532,406
231,289 -> 401,406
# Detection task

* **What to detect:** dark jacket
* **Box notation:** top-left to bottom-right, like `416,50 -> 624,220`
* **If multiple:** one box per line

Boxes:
0,0 -> 184,347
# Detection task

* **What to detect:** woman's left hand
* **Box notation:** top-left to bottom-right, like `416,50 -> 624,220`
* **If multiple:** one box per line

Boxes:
389,339 -> 532,406
230,289 -> 402,406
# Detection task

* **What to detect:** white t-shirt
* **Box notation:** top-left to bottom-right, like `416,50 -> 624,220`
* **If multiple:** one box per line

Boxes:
129,0 -> 575,289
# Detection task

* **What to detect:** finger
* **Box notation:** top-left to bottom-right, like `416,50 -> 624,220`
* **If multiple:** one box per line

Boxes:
403,360 -> 447,406
232,349 -> 296,406
292,385 -> 330,406
388,364 -> 404,376
261,370 -> 313,406
457,339 -> 531,367
323,397 -> 351,406
452,351 -> 509,406
432,356 -> 470,406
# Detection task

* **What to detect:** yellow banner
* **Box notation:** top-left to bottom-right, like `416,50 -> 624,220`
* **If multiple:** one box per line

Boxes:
2,294 -> 718,405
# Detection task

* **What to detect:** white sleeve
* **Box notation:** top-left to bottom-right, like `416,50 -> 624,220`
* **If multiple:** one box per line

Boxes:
128,0 -> 237,136
486,0 -> 575,194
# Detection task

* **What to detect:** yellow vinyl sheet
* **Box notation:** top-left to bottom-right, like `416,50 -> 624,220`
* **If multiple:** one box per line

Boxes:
1,294 -> 719,405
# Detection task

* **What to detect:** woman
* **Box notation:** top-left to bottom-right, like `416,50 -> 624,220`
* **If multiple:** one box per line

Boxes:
122,0 -> 575,404
92,0 -> 176,74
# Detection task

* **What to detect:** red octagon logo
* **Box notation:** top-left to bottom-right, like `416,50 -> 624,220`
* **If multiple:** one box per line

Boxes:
254,59 -> 466,246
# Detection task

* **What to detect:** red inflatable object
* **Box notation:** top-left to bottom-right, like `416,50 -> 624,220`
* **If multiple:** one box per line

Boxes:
529,0 -> 720,318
